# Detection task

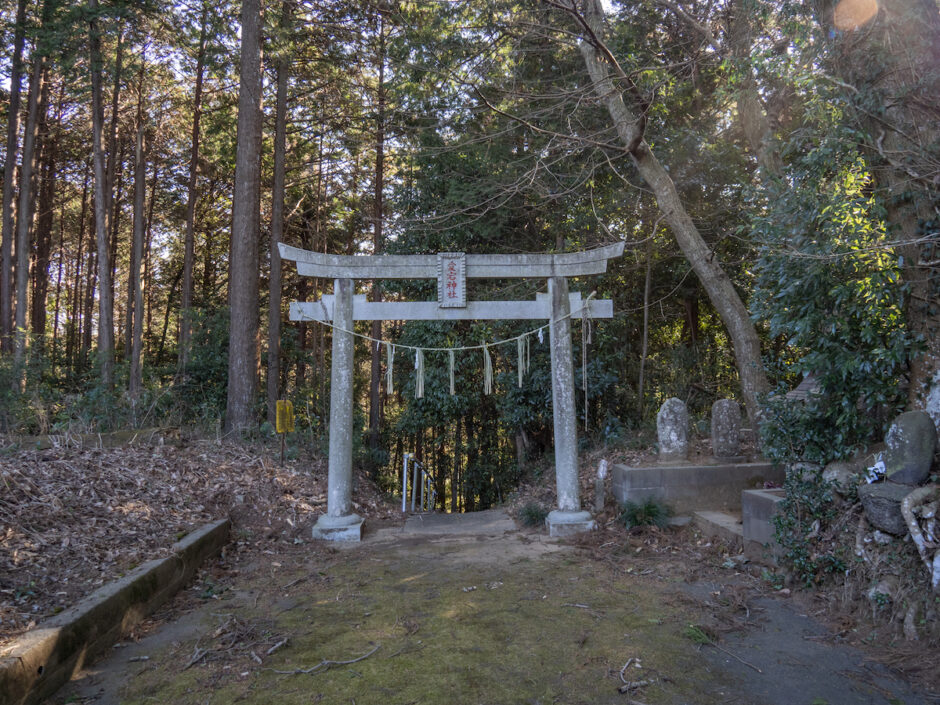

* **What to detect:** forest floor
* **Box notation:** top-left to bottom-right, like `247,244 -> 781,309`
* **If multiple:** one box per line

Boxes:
0,433 -> 399,648
0,427 -> 752,646
50,514 -> 934,705
1,433 -> 938,703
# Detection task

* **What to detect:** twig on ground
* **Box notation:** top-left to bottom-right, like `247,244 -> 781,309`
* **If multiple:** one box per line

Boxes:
272,643 -> 381,676
563,602 -> 605,617
266,638 -> 288,656
183,645 -> 208,670
706,641 -> 762,674
388,641 -> 425,659
687,623 -> 762,674
619,657 -> 635,683
618,679 -> 654,693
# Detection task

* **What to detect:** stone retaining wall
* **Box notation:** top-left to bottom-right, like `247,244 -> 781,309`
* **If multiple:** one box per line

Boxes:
611,462 -> 782,513
0,518 -> 230,705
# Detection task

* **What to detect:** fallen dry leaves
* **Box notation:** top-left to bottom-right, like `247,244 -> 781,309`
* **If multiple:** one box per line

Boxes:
0,436 -> 399,650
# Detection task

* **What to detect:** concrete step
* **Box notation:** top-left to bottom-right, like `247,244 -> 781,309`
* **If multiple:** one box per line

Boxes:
741,488 -> 785,566
401,508 -> 516,537
693,510 -> 743,545
693,505 -> 784,567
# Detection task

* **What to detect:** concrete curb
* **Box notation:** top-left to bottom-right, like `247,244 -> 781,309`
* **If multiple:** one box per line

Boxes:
0,518 -> 230,705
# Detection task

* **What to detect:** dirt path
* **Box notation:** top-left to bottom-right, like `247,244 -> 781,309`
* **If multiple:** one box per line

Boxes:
53,512 -> 931,705
684,578 -> 932,705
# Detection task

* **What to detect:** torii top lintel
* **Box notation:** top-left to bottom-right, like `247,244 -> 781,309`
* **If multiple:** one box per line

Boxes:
277,242 -> 625,280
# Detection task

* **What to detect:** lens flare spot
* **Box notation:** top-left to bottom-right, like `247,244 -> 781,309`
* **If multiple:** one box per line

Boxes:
833,0 -> 879,30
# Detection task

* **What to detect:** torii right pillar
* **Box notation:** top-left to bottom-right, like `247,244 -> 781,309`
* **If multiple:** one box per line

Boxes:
546,275 -> 596,537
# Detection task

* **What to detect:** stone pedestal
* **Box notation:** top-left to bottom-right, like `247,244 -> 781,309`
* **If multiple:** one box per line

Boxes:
611,461 -> 783,513
546,509 -> 596,537
312,512 -> 364,541
742,488 -> 785,563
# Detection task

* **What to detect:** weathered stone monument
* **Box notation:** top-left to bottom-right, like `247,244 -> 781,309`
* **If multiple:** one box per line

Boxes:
883,410 -> 937,485
657,398 -> 689,463
859,409 -> 938,535
594,459 -> 608,513
279,243 -> 624,540
711,399 -> 741,460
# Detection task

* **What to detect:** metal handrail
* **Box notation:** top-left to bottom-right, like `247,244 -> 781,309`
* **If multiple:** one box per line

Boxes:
402,452 -> 438,513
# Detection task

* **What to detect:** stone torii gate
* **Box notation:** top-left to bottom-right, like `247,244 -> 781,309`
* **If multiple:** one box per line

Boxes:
279,242 -> 625,540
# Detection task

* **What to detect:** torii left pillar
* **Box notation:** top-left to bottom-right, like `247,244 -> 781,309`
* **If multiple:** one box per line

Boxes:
545,276 -> 595,537
311,277 -> 363,541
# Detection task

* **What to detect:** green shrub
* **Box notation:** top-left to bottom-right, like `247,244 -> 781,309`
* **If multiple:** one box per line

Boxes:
749,125 -> 915,587
619,498 -> 670,529
771,466 -> 847,587
752,144 -> 915,466
518,502 -> 548,527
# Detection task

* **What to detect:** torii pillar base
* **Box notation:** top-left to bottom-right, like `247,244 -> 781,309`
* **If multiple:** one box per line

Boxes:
312,513 -> 364,542
546,510 -> 596,538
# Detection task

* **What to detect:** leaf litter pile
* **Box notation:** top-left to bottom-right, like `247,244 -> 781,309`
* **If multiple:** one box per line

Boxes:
0,438 -> 399,650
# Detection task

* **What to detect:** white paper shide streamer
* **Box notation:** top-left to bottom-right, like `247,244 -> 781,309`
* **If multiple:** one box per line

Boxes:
386,344 -> 394,395
414,348 -> 425,399
517,335 -> 530,388
483,343 -> 493,395
449,349 -> 455,395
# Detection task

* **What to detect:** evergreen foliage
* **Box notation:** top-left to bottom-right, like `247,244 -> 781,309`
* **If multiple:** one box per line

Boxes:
518,501 -> 549,527
751,92 -> 917,465
772,466 -> 847,587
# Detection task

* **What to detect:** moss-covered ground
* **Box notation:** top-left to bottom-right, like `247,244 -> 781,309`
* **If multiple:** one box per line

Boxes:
111,531 -> 732,705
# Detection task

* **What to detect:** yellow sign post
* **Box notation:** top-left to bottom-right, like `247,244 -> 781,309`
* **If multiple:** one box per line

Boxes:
276,400 -> 294,433
276,400 -> 294,464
